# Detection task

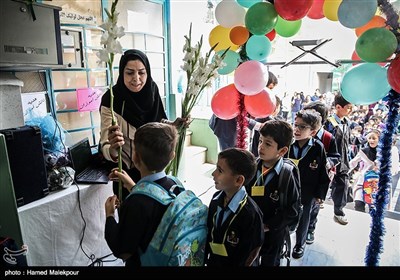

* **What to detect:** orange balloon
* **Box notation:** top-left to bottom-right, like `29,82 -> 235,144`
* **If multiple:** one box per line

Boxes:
355,15 -> 386,37
229,26 -> 249,46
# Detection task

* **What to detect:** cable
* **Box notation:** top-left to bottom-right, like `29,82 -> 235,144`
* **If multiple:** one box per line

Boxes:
197,184 -> 215,198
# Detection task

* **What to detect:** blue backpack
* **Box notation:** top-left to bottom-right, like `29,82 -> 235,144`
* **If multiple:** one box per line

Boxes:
130,176 -> 208,266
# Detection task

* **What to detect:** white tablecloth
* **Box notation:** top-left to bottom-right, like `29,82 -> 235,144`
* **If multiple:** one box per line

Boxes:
18,182 -> 119,266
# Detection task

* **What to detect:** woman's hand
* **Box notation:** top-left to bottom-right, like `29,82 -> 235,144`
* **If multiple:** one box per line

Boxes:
107,125 -> 124,157
109,168 -> 136,191
172,116 -> 192,129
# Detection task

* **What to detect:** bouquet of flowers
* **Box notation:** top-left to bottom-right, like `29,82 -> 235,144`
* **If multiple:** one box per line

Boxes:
167,24 -> 227,176
97,0 -> 124,199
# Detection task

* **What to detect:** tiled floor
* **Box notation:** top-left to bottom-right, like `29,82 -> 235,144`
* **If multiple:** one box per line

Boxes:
184,173 -> 400,267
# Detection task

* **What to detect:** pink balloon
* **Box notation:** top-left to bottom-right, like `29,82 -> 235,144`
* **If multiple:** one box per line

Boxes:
274,0 -> 314,21
244,88 -> 276,118
307,0 -> 325,19
211,84 -> 240,120
234,61 -> 269,95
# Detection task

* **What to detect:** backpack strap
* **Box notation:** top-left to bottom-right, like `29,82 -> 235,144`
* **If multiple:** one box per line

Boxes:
322,130 -> 333,151
278,159 -> 294,211
327,116 -> 339,128
130,175 -> 185,205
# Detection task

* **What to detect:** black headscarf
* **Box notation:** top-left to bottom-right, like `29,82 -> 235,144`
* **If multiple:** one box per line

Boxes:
100,49 -> 167,128
362,145 -> 377,162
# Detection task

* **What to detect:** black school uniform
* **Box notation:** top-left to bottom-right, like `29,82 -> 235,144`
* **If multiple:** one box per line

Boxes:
104,172 -> 178,267
205,186 -> 264,266
246,157 -> 300,266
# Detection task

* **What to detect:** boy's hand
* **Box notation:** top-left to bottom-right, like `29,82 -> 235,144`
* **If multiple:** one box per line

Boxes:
109,168 -> 136,191
105,195 -> 119,217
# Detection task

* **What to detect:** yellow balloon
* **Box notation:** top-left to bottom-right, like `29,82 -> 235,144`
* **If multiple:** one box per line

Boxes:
209,25 -> 239,52
323,0 -> 342,21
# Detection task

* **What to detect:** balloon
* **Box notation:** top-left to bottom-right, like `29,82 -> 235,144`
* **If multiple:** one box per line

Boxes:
275,16 -> 302,37
245,2 -> 278,35
352,50 -> 390,67
323,0 -> 341,21
341,63 -> 391,105
237,0 -> 262,8
245,35 -> 272,61
215,0 -> 246,28
355,15 -> 386,37
265,29 -> 276,41
307,0 -> 325,19
338,0 -> 377,28
356,28 -> 397,63
234,60 -> 269,95
209,25 -> 239,52
388,54 -> 400,93
211,84 -> 240,120
274,0 -> 313,21
244,88 -> 276,118
230,26 -> 250,46
216,50 -> 240,75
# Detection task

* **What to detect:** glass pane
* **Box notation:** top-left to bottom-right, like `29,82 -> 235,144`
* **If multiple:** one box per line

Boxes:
118,0 -> 163,36
152,68 -> 165,84
55,91 -> 77,110
57,111 -> 92,130
85,29 -> 102,48
132,33 -> 145,50
52,71 -> 88,90
87,50 -> 106,68
146,36 -> 164,52
147,52 -> 164,68
68,130 -> 96,147
89,71 -> 107,87
156,81 -> 166,98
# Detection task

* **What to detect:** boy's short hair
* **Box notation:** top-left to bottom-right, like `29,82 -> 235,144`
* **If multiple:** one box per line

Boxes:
218,148 -> 256,186
334,92 -> 351,107
134,122 -> 177,172
303,101 -> 328,124
295,109 -> 322,130
259,119 -> 293,149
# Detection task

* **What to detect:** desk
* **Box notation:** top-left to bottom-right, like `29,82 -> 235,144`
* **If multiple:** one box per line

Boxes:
18,182 -> 118,266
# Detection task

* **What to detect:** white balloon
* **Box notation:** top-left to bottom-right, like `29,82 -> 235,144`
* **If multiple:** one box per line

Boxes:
215,0 -> 246,28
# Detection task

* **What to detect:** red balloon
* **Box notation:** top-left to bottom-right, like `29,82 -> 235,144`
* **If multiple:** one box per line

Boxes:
307,0 -> 325,19
274,0 -> 313,21
244,88 -> 276,118
265,29 -> 276,41
211,84 -> 240,120
388,54 -> 400,93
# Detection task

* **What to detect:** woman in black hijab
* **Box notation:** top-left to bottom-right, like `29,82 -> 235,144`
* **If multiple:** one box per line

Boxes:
100,49 -> 187,199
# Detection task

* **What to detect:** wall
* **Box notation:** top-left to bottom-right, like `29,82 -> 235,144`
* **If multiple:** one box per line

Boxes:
0,73 -> 24,130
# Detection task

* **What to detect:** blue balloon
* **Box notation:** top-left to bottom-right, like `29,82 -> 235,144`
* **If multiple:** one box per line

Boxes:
237,0 -> 262,8
338,0 -> 377,28
341,63 -> 391,105
216,50 -> 240,75
245,35 -> 272,61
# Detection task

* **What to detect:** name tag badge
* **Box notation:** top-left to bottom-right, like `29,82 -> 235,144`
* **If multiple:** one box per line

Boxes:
251,186 -> 265,196
209,242 -> 228,257
290,158 -> 300,166
310,160 -> 318,170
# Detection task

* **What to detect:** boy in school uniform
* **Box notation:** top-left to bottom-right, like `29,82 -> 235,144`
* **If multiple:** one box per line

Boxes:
286,110 -> 331,259
104,122 -> 180,267
246,119 -> 301,267
325,93 -> 353,225
205,148 -> 264,266
303,101 -> 340,244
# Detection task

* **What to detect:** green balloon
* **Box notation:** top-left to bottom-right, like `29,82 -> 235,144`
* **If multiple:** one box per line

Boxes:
245,2 -> 278,35
356,28 -> 397,63
216,50 -> 240,75
275,16 -> 302,38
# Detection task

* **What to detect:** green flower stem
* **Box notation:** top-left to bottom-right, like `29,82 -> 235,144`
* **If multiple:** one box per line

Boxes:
108,56 -> 123,201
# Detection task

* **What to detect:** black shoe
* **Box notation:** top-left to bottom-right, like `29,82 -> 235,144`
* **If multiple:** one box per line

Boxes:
292,245 -> 305,259
306,232 -> 315,244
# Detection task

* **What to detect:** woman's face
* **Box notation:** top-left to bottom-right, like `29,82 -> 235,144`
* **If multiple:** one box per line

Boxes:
123,60 -> 147,92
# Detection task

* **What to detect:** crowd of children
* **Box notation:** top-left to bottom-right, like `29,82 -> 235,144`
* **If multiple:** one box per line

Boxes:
102,87 -> 398,267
